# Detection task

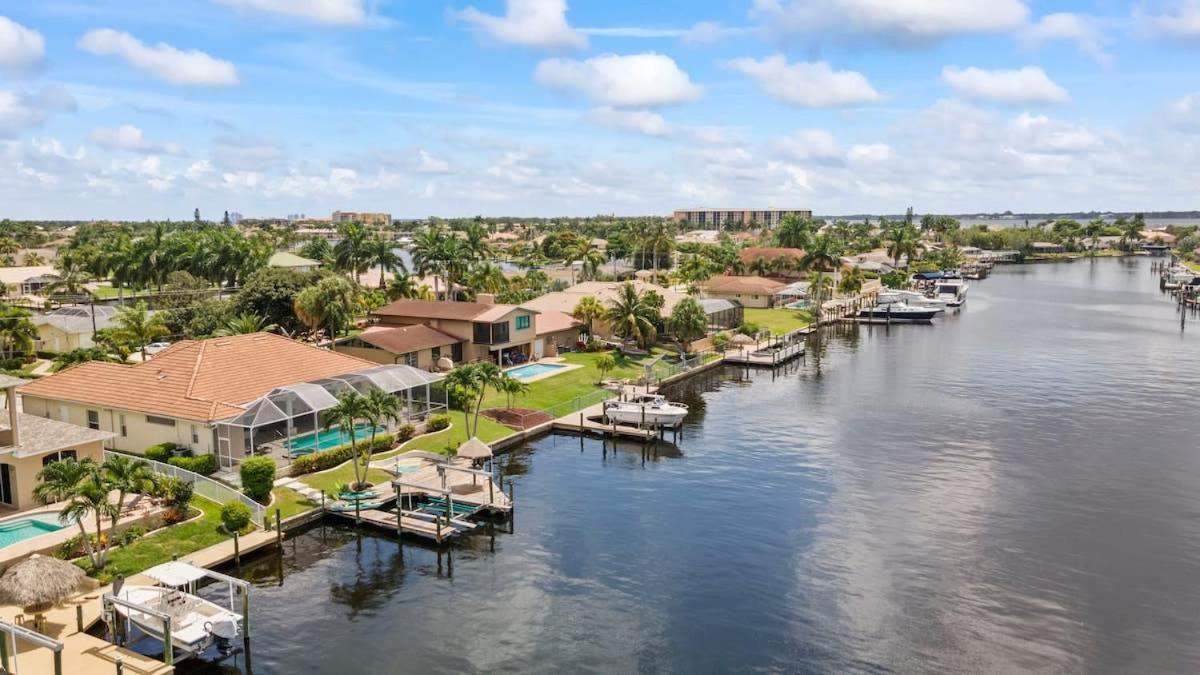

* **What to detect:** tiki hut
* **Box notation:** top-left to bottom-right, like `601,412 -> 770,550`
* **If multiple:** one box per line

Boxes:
0,554 -> 86,629
456,437 -> 493,467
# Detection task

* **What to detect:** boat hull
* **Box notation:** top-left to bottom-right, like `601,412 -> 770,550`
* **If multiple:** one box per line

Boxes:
856,307 -> 940,323
603,407 -> 687,427
112,586 -> 241,652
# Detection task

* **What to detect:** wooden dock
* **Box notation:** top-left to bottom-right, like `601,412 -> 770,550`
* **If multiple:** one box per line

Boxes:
724,341 -> 806,367
552,401 -> 659,441
330,508 -> 469,542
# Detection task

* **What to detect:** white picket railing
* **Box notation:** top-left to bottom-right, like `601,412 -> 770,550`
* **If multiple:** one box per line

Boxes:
104,450 -> 266,529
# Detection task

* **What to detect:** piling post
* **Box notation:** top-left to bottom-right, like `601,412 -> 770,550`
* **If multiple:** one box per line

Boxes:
320,490 -> 326,512
233,530 -> 241,568
395,492 -> 403,536
76,604 -> 84,633
163,615 -> 174,666
241,584 -> 251,639
116,657 -> 124,675
275,509 -> 282,548
1,629 -> 8,673
354,497 -> 361,525
54,650 -> 63,675
436,515 -> 443,545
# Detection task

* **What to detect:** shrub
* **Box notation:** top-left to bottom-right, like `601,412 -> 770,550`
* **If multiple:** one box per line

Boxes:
220,501 -> 252,533
240,457 -> 276,503
881,271 -> 907,289
395,424 -> 416,443
144,442 -> 175,463
157,476 -> 194,523
168,454 -> 217,476
426,414 -> 450,432
712,333 -> 731,353
288,434 -> 394,476
737,321 -> 761,337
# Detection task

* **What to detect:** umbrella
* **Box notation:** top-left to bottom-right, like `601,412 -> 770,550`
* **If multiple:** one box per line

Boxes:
0,554 -> 85,629
456,437 -> 493,462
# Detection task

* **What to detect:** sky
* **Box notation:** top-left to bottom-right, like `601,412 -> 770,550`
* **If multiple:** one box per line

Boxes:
0,0 -> 1199,220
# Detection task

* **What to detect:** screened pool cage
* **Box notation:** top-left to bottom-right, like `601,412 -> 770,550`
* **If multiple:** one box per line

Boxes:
214,365 -> 447,468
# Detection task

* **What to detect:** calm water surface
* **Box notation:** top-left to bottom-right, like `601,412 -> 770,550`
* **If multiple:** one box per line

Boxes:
187,257 -> 1200,674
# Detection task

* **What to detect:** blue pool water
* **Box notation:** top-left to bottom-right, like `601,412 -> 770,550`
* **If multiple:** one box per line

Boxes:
286,423 -> 386,455
0,513 -> 65,548
507,363 -> 566,380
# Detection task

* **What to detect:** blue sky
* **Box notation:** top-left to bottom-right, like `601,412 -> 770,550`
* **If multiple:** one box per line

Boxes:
1,0 -> 1199,219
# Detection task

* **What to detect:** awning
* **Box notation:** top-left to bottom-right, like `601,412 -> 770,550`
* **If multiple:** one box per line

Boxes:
143,561 -> 209,586
914,271 -> 944,280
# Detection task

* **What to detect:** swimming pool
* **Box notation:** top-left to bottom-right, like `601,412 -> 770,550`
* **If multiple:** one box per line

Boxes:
507,363 -> 567,381
0,513 -> 65,549
287,423 -> 386,455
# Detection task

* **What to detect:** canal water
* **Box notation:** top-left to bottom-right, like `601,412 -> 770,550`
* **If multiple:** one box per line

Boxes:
184,256 -> 1200,674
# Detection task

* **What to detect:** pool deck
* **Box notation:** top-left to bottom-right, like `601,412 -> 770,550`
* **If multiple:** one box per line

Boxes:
503,358 -> 583,383
0,496 -> 165,570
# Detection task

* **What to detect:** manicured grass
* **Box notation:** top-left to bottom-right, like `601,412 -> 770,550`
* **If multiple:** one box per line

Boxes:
79,497 -> 230,584
480,350 -> 669,411
1185,260 -> 1200,272
90,285 -> 153,300
271,487 -> 319,519
300,466 -> 394,495
743,307 -> 813,336
381,416 -> 514,456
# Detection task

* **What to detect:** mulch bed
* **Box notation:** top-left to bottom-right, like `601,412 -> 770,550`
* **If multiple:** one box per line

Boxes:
481,408 -> 552,430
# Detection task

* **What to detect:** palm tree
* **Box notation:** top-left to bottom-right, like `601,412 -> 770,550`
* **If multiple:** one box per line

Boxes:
572,296 -> 605,337
365,236 -> 406,289
669,297 -> 708,347
468,263 -> 508,295
798,233 -> 842,276
749,257 -> 771,277
34,459 -> 107,569
0,237 -> 19,259
578,244 -> 607,281
112,301 -> 168,361
444,365 -> 481,436
776,214 -> 813,250
886,223 -> 919,268
133,223 -> 171,291
496,375 -> 529,409
808,273 -> 834,321
605,282 -> 658,349
365,389 -> 404,455
294,276 -> 357,343
838,267 -> 864,296
21,251 -> 45,266
1119,217 -> 1144,252
411,226 -> 448,300
44,251 -> 94,304
334,222 -> 371,285
215,313 -> 278,336
299,237 -> 334,264
103,455 -> 156,561
0,305 -> 37,360
386,274 -> 422,301
322,391 -> 373,490
1084,218 -> 1106,256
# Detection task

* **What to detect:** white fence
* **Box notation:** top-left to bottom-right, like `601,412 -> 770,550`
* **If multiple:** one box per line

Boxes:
103,450 -> 266,529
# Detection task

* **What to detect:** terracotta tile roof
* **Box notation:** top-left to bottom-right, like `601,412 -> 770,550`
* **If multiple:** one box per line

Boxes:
19,333 -> 377,422
738,247 -> 806,264
702,275 -> 787,294
534,310 -> 581,336
372,299 -> 500,321
357,325 -> 460,354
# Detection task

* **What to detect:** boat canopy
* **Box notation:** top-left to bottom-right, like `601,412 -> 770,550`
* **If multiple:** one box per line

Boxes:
144,561 -> 209,587
914,271 -> 944,280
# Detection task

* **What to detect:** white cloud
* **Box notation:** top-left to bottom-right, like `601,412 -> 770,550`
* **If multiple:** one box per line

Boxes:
848,143 -> 892,162
777,129 -> 841,161
77,29 -> 239,87
941,66 -> 1069,105
0,87 -> 76,138
1135,1 -> 1200,40
579,27 -> 684,38
1022,13 -> 1111,64
751,0 -> 1029,42
455,0 -> 587,49
416,149 -> 451,173
1011,113 -> 1102,153
89,124 -> 185,155
682,21 -> 753,44
213,0 -> 367,25
726,55 -> 881,108
0,16 -> 44,71
535,53 -> 701,107
587,107 -> 671,136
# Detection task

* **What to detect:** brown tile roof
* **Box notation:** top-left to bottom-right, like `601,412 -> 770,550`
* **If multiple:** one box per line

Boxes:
738,247 -> 806,264
357,325 -> 460,354
19,333 -> 376,422
372,299 -> 503,321
534,310 -> 581,336
702,275 -> 787,294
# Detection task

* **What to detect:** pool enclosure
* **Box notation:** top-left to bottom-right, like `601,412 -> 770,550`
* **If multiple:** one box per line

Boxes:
213,365 -> 447,468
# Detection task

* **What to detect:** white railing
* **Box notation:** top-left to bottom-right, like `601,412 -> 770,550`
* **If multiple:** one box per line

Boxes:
103,450 -> 266,529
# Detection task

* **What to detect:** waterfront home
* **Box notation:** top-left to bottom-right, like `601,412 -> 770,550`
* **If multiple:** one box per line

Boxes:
267,251 -> 321,273
522,280 -> 689,340
33,305 -> 122,353
1031,242 -> 1066,255
0,266 -> 59,299
1140,230 -> 1176,244
370,295 -> 545,363
738,247 -> 806,276
336,324 -> 462,369
701,275 -> 786,308
18,333 -> 445,469
0,376 -> 111,512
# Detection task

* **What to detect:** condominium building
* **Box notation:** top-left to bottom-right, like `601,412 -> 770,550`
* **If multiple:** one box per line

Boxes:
671,208 -> 812,229
332,211 -> 392,226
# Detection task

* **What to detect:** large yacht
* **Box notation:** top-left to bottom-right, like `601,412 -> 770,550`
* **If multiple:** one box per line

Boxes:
856,302 -> 941,323
934,279 -> 969,307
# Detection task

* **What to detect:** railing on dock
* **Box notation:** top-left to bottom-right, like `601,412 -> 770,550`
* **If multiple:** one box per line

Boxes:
103,450 -> 266,529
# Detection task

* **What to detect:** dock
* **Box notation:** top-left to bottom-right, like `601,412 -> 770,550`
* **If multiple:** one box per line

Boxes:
724,340 -> 806,367
552,400 -> 659,441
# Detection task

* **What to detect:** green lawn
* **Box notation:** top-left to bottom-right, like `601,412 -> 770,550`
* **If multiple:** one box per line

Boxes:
480,350 -> 668,411
79,497 -> 231,584
299,466 -> 394,495
743,308 -> 813,336
271,487 -> 319,519
90,285 -> 154,300
1185,260 -> 1200,272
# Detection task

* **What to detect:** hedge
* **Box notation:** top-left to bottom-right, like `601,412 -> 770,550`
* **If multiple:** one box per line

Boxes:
220,502 -> 252,533
144,442 -> 176,463
426,414 -> 450,432
240,456 -> 276,503
290,433 -> 394,476
168,454 -> 217,476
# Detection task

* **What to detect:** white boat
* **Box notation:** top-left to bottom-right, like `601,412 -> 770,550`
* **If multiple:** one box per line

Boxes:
603,393 -> 688,427
857,302 -> 941,323
108,561 -> 247,656
934,279 -> 969,307
878,290 -> 948,311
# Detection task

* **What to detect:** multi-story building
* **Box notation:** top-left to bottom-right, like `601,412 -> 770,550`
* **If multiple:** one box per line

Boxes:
332,211 -> 392,226
671,208 -> 812,229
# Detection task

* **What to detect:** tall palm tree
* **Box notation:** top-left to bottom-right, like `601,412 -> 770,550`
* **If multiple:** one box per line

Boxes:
1084,218 -> 1106,256
365,389 -> 404,454
21,251 -> 45,266
103,455 -> 156,560
496,375 -> 529,409
0,305 -> 37,360
579,244 -> 607,281
386,274 -> 422,300
1119,217 -> 1144,252
112,301 -> 168,361
776,214 -> 813,250
572,296 -> 605,336
299,237 -> 334,264
365,236 -> 406,289
837,267 -> 864,296
411,226 -> 448,300
133,223 -> 171,291
469,262 -> 508,295
215,313 -> 278,336
0,237 -> 19,259
34,459 -> 106,569
605,282 -> 658,349
294,276 -> 358,343
334,222 -> 371,285
885,223 -> 919,268
45,251 -> 94,304
322,391 -> 372,490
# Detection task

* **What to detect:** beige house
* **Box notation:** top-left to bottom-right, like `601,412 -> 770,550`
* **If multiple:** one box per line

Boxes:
370,295 -> 543,364
521,281 -> 686,340
701,275 -> 786,308
18,333 -> 446,468
0,265 -> 58,299
268,251 -> 321,273
0,376 -> 110,513
33,305 -> 122,353
336,324 -> 462,369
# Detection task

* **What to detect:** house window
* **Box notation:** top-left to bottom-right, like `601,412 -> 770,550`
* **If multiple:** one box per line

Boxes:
0,465 -> 10,506
42,450 -> 77,466
431,346 -> 441,360
87,410 -> 100,430
191,425 -> 199,445
491,321 -> 510,344
119,415 -> 127,437
515,315 -> 530,330
404,352 -> 418,367
146,415 -> 176,427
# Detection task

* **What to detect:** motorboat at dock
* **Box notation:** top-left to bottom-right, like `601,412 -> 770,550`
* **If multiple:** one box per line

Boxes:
856,302 -> 941,323
603,393 -> 689,428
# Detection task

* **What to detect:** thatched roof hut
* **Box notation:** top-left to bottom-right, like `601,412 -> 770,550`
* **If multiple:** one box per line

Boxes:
456,437 -> 493,461
0,554 -> 85,611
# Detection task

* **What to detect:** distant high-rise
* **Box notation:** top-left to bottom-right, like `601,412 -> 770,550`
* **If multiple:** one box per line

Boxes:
332,211 -> 392,226
671,208 -> 812,229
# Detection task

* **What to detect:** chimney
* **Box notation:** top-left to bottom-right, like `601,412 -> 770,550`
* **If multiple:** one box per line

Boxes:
477,293 -> 496,305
